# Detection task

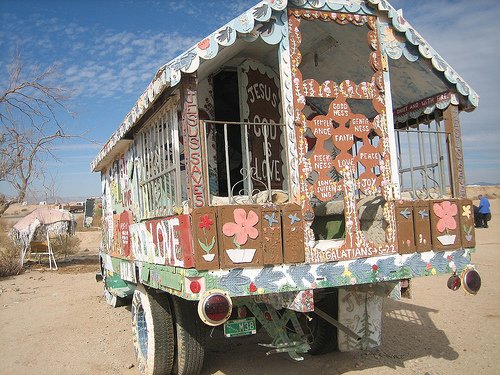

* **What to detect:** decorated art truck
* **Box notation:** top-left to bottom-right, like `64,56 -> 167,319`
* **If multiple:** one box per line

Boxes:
91,1 -> 481,374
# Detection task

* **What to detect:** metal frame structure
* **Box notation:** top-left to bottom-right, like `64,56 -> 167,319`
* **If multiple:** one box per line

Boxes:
26,232 -> 58,270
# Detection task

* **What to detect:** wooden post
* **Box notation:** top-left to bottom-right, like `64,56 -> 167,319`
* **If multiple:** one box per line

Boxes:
443,105 -> 466,198
180,73 -> 208,209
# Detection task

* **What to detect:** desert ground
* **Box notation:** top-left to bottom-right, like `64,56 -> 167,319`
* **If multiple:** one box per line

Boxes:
0,190 -> 499,375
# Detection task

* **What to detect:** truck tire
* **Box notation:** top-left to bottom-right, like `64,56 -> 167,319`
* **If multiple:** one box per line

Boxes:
305,290 -> 339,355
171,295 -> 205,375
131,284 -> 174,375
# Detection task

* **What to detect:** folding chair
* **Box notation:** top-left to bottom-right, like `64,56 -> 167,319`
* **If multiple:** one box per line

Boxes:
29,232 -> 58,270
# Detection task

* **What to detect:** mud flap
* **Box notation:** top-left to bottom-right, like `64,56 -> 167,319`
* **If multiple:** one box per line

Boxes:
337,282 -> 398,351
103,271 -> 134,307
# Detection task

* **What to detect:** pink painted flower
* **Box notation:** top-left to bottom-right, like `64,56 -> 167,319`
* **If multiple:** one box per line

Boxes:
222,209 -> 259,246
433,201 -> 458,233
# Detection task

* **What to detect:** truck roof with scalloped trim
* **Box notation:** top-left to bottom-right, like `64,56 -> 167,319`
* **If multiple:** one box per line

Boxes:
91,0 -> 478,172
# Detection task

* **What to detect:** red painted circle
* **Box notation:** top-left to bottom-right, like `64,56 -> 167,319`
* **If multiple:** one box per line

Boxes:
189,280 -> 201,294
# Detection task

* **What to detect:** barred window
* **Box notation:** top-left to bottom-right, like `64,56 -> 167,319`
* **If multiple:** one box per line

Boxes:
137,99 -> 182,219
395,116 -> 452,199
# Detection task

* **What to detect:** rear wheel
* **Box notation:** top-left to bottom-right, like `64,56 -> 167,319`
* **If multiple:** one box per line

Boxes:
131,284 -> 174,375
304,290 -> 339,355
171,295 -> 206,375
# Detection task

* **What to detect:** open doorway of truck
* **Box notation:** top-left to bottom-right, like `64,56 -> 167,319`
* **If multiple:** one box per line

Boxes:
213,70 -> 244,197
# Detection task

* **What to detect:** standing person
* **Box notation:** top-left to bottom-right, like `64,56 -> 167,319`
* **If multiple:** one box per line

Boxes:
477,194 -> 491,228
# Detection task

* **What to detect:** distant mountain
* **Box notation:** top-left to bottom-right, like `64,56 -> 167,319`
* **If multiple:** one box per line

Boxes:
23,194 -> 98,205
468,182 -> 500,186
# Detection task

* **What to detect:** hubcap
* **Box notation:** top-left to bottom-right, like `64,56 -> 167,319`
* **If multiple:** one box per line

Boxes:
136,303 -> 148,357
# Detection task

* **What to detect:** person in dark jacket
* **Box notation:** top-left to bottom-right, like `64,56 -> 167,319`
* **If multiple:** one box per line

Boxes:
477,195 -> 491,228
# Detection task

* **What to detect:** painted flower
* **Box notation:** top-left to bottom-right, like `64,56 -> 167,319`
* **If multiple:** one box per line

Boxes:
372,264 -> 379,272
462,205 -> 471,220
199,214 -> 214,230
198,38 -> 210,50
198,214 -> 216,255
342,265 -> 352,278
433,201 -> 458,233
249,282 -> 257,293
222,208 -> 259,246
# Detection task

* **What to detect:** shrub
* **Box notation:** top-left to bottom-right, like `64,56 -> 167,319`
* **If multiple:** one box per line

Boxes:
50,235 -> 81,259
0,233 -> 22,277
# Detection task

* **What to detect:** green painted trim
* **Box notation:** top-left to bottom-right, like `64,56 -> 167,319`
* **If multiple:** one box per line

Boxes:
105,272 -> 135,299
105,271 -> 129,289
140,262 -> 183,293
141,263 -> 150,283
110,257 -> 123,273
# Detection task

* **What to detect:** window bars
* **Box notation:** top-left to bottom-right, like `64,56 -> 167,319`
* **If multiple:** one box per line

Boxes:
137,101 -> 182,219
395,116 -> 451,199
201,120 -> 288,205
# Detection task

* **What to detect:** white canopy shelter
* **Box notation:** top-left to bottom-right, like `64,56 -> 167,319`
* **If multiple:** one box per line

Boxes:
10,208 -> 76,270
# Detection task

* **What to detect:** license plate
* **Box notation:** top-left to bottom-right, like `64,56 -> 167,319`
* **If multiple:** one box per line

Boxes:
224,317 -> 257,337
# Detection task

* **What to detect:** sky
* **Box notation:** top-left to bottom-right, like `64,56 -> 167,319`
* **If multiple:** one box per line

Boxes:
1,0 -> 499,201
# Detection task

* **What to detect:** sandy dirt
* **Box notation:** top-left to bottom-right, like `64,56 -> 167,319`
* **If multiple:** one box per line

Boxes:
1,198 -> 499,375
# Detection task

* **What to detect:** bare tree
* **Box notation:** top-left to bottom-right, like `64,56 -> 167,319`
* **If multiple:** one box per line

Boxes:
0,53 -> 77,216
